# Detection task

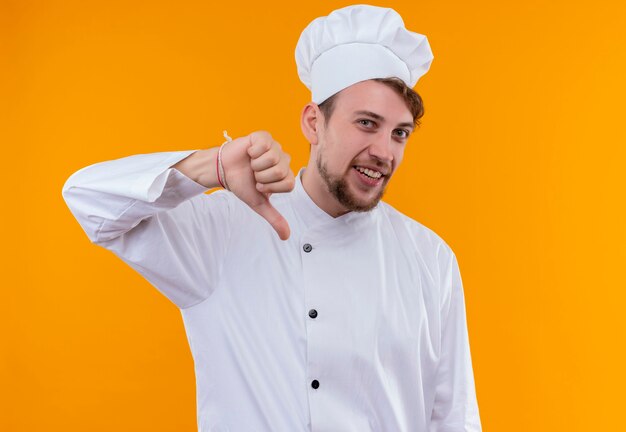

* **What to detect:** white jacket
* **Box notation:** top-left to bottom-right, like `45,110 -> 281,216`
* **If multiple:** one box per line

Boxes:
62,150 -> 482,431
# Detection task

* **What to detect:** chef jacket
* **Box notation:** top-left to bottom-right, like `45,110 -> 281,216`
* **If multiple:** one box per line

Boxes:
62,150 -> 482,432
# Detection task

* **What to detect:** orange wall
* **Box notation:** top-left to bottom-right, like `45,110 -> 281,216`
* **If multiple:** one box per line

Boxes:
3,0 -> 625,430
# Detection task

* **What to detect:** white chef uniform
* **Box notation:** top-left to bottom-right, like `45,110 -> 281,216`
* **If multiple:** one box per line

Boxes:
62,149 -> 482,431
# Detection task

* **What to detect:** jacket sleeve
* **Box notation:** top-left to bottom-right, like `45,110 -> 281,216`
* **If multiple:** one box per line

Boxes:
430,245 -> 482,431
61,150 -> 233,309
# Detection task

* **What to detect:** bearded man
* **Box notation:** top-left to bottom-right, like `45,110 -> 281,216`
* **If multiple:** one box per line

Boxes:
63,4 -> 482,431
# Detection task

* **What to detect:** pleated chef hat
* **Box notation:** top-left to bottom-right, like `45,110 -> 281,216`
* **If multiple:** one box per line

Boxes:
295,4 -> 434,104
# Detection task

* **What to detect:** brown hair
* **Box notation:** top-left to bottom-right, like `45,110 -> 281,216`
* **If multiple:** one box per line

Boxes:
317,77 -> 425,128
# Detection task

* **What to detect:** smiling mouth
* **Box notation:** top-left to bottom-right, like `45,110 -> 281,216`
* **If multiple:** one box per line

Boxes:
353,165 -> 385,179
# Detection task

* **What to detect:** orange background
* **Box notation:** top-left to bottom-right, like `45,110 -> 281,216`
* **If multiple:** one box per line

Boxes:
3,0 -> 626,430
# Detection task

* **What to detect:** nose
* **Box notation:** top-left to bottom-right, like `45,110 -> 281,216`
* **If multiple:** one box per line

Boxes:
368,132 -> 394,164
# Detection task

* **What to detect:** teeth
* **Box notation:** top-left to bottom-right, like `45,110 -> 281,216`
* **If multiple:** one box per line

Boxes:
355,166 -> 382,179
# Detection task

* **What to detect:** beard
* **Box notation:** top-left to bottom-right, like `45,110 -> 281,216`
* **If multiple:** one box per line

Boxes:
316,152 -> 389,213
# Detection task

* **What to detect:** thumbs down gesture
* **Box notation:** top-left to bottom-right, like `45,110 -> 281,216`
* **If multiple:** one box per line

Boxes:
220,131 -> 295,240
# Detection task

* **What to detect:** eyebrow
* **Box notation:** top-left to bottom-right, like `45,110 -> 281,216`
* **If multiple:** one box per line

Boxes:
353,110 -> 414,130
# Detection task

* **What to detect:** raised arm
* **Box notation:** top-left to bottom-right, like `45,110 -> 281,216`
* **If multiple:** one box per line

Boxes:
61,131 -> 294,309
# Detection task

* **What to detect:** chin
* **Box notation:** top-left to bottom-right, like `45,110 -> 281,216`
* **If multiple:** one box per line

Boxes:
339,182 -> 386,213
317,154 -> 388,213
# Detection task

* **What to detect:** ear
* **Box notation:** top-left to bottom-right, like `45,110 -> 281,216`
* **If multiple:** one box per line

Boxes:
300,102 -> 322,146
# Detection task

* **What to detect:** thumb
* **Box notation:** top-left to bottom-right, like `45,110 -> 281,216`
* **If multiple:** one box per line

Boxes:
250,198 -> 291,241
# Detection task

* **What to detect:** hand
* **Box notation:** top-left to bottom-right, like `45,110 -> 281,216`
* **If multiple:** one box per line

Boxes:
220,131 -> 295,240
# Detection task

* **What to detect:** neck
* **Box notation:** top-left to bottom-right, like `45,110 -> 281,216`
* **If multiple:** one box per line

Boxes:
301,161 -> 350,218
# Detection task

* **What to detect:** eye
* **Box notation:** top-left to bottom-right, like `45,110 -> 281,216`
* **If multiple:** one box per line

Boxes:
357,119 -> 375,128
393,129 -> 410,139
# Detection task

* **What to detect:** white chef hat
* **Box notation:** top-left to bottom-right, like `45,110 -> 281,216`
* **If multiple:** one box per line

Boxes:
295,4 -> 434,104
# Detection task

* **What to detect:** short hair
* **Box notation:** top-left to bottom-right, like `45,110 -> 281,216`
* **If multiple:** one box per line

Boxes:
317,77 -> 424,128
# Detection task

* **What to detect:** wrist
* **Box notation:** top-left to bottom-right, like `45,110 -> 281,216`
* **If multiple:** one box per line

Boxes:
198,147 -> 221,188
172,147 -> 221,189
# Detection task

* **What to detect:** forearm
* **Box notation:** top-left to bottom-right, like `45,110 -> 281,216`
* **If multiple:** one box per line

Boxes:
171,147 -> 221,189
62,150 -> 209,244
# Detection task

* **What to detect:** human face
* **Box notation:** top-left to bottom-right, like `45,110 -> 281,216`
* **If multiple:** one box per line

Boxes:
313,80 -> 415,214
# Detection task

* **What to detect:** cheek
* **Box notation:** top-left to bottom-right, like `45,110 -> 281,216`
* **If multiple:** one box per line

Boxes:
328,136 -> 358,164
392,147 -> 406,168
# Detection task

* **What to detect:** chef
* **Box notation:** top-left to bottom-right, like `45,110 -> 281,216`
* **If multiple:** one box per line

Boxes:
62,4 -> 482,431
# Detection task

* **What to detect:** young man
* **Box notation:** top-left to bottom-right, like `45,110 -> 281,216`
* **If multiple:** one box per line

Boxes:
62,5 -> 482,431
